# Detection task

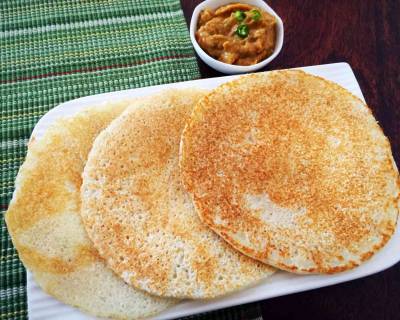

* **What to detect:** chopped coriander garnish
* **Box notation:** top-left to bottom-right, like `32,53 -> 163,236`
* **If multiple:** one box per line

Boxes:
234,10 -> 246,22
236,24 -> 249,38
251,9 -> 261,21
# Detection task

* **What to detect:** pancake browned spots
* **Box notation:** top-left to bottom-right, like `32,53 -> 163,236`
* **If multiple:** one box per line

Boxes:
81,89 -> 274,299
180,70 -> 399,274
5,102 -> 176,319
16,244 -> 99,274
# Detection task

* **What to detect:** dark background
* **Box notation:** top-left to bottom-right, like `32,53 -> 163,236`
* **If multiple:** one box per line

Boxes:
181,1 -> 400,319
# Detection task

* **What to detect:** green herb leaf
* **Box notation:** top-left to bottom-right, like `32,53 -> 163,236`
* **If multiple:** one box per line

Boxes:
234,10 -> 246,22
236,24 -> 249,38
251,9 -> 261,21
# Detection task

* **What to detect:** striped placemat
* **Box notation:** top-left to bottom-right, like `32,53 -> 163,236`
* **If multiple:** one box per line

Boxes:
0,1 -> 264,319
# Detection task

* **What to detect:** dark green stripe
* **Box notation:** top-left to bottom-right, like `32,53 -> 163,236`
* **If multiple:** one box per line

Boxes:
0,0 -> 181,30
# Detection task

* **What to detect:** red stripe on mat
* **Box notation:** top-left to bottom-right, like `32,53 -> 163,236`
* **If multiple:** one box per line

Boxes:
0,54 -> 194,84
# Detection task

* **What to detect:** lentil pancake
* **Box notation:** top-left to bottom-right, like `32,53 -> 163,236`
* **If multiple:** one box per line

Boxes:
180,70 -> 400,274
80,89 -> 274,299
5,102 -> 176,319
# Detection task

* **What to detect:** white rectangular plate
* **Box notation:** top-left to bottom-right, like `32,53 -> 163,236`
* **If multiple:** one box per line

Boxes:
28,63 -> 400,320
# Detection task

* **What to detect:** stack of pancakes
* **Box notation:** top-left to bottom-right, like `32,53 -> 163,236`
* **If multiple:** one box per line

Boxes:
6,70 -> 399,319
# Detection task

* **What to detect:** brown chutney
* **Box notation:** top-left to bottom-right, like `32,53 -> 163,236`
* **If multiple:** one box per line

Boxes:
195,3 -> 277,66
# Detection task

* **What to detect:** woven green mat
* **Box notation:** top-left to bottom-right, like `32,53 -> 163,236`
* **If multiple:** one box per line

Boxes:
0,1 -> 264,319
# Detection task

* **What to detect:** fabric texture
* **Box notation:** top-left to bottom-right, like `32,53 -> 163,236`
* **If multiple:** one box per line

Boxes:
0,1 -> 263,319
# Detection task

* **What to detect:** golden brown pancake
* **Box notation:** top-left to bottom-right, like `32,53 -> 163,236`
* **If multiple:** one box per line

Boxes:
180,70 -> 400,274
5,102 -> 176,319
81,89 -> 274,299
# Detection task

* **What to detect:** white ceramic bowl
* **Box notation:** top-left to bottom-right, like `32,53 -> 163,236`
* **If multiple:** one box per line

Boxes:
190,0 -> 284,74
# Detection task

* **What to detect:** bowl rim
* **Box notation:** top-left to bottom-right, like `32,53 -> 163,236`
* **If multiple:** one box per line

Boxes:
189,0 -> 284,73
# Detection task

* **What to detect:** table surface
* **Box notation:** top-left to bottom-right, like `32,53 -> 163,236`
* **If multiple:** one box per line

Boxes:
181,1 -> 400,319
